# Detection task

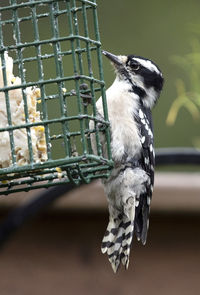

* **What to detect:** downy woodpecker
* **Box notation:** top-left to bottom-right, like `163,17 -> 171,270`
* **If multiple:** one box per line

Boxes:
90,50 -> 164,272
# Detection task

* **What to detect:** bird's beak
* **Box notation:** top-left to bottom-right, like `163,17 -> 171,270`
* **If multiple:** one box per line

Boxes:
102,50 -> 123,67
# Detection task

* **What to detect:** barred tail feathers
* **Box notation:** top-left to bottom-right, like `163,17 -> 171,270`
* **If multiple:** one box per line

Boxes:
101,215 -> 135,272
101,167 -> 148,272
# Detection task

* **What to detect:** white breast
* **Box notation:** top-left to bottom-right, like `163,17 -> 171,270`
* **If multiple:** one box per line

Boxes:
96,78 -> 141,162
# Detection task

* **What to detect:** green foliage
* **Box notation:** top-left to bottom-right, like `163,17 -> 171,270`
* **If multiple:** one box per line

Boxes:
167,29 -> 200,128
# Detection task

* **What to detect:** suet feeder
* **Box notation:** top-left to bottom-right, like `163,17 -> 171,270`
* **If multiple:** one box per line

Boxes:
0,0 -> 112,195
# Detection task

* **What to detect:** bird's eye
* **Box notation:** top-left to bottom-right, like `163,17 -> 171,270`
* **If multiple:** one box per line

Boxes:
130,62 -> 140,71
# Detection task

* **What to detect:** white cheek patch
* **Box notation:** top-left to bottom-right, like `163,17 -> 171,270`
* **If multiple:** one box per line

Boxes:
133,58 -> 161,75
129,72 -> 145,89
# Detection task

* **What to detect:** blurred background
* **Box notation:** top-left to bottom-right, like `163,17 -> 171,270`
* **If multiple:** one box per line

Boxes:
0,0 -> 200,294
98,0 -> 200,149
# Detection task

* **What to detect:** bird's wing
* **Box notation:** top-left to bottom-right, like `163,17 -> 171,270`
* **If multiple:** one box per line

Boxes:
134,105 -> 155,244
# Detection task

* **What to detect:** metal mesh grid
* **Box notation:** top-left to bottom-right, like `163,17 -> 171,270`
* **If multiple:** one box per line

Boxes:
0,0 -> 113,195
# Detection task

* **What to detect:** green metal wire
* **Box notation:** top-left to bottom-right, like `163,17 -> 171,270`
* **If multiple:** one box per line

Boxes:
31,3 -> 52,160
11,0 -> 34,164
0,0 -> 113,195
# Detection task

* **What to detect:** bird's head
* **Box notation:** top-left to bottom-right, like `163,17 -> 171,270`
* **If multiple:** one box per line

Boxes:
102,50 -> 164,109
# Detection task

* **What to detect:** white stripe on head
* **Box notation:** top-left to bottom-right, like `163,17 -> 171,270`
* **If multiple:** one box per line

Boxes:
133,58 -> 161,75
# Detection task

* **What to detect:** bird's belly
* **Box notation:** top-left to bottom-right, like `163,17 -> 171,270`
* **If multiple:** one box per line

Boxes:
110,118 -> 141,162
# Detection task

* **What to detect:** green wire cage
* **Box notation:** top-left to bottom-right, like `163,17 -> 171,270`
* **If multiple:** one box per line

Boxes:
0,0 -> 113,195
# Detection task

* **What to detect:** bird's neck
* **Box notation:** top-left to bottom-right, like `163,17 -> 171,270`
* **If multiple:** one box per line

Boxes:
106,78 -> 140,120
114,75 -> 157,110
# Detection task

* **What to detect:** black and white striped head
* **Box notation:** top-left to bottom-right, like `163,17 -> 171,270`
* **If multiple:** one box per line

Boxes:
102,50 -> 164,109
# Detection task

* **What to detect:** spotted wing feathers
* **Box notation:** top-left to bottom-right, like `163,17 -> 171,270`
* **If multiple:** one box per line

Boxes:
134,106 -> 155,244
